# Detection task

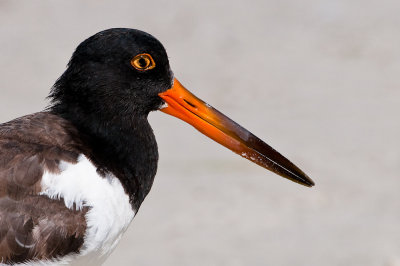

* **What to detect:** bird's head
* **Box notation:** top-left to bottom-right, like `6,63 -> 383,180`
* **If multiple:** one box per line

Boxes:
50,28 -> 314,187
50,28 -> 173,120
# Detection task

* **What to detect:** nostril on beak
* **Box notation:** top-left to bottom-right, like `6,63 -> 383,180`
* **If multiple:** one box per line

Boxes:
184,99 -> 197,109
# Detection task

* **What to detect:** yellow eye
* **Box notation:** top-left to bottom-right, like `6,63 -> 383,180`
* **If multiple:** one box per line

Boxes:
131,53 -> 155,71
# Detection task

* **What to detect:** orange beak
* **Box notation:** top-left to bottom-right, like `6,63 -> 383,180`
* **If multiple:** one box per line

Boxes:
158,78 -> 314,187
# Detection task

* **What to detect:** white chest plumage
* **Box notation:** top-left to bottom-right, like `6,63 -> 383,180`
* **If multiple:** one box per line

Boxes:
33,155 -> 136,266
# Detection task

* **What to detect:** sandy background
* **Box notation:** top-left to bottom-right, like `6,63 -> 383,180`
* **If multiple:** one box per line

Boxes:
0,1 -> 399,265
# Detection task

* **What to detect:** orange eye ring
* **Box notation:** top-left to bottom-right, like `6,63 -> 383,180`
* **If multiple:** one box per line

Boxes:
131,53 -> 156,71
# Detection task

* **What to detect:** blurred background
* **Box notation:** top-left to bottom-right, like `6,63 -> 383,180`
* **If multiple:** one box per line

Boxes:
0,0 -> 399,265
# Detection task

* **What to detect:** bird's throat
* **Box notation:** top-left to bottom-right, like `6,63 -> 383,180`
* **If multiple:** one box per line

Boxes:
51,108 -> 159,211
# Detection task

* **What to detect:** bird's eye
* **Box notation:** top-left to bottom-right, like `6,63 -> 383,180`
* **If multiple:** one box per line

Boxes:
131,53 -> 155,71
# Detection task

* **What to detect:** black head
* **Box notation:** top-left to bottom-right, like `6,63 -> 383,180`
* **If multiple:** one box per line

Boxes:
50,28 -> 173,120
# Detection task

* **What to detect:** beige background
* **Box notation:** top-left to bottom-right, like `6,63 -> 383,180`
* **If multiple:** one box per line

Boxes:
0,0 -> 399,265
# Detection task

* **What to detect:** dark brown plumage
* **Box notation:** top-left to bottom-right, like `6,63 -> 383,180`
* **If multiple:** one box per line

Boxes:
0,113 -> 87,263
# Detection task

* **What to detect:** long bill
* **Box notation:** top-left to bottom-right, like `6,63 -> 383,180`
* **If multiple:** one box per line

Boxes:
158,78 -> 314,187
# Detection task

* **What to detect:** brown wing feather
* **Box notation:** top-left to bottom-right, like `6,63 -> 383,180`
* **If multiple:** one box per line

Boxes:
0,112 -> 89,264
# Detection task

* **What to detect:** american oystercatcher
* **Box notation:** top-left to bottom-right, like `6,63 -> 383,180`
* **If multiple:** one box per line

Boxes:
0,28 -> 314,265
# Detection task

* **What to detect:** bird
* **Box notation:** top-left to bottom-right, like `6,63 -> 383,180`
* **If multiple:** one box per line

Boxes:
0,28 -> 314,265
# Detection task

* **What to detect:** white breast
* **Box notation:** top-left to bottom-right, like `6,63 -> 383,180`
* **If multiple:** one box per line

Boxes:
38,154 -> 136,265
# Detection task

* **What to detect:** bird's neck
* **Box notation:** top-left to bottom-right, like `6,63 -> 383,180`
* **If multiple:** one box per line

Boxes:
50,106 -> 158,211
